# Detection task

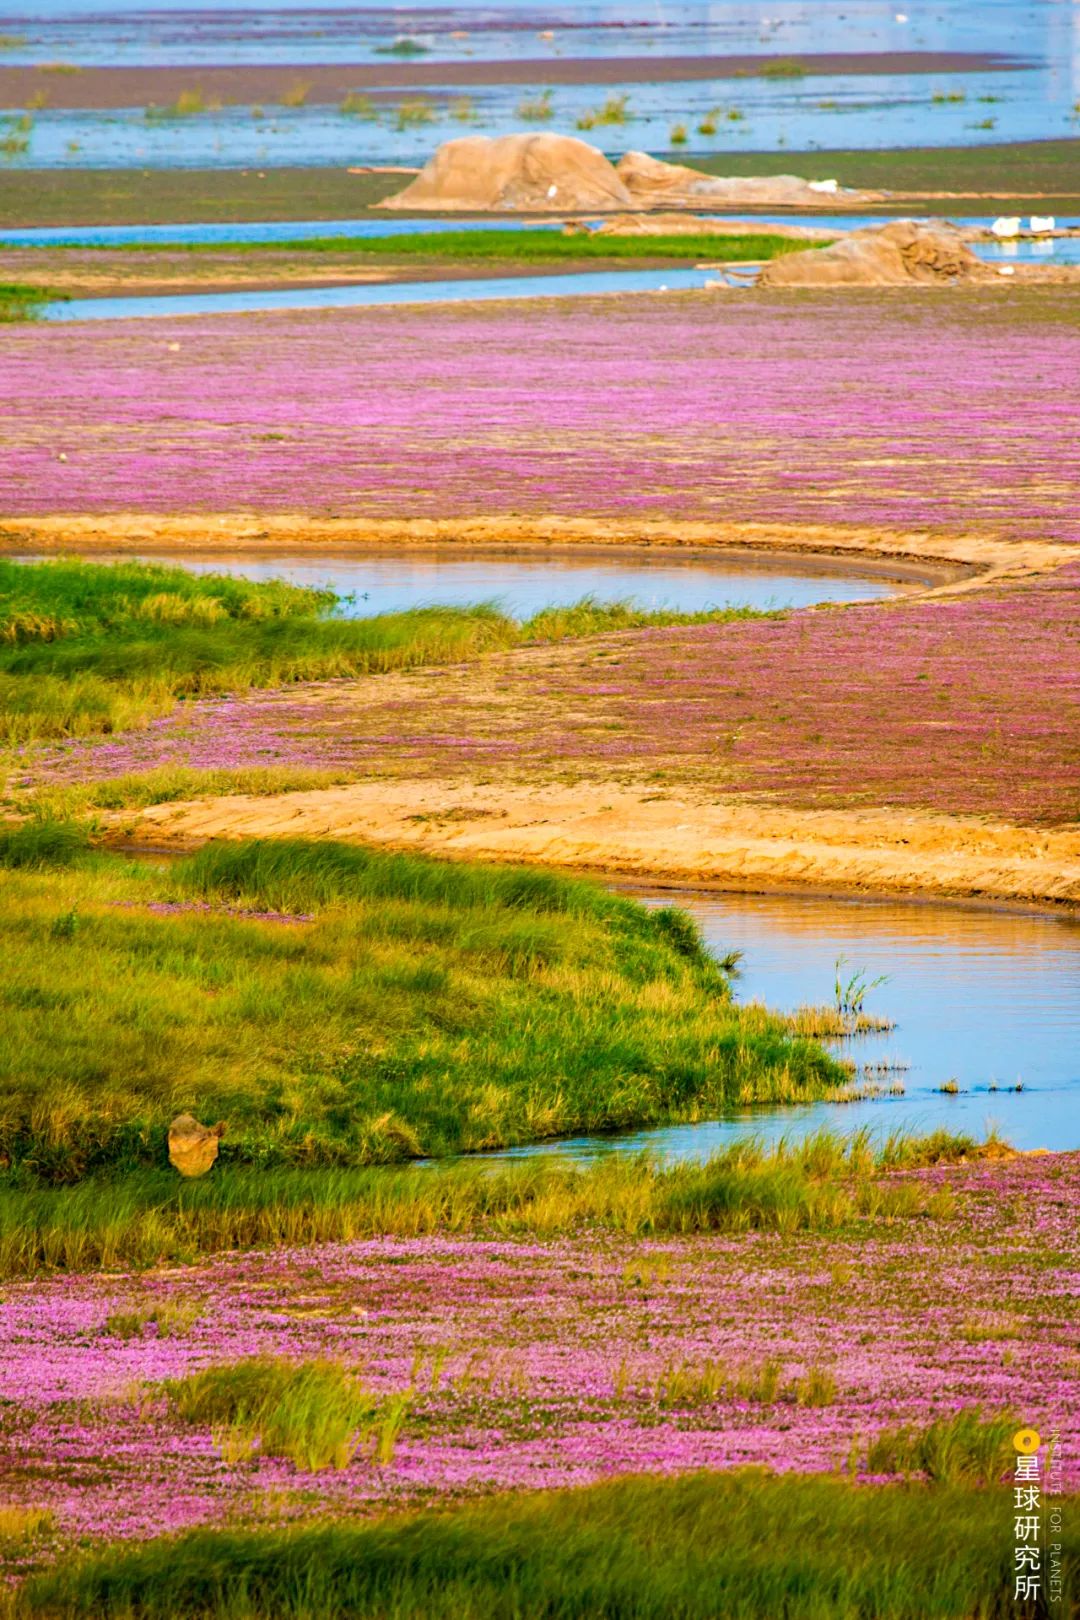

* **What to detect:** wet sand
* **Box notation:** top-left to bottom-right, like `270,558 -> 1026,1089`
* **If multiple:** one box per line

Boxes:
0,51 -> 1025,111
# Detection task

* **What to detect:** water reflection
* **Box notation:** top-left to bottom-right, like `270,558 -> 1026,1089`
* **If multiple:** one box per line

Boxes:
88,545 -> 905,616
499,886 -> 1080,1160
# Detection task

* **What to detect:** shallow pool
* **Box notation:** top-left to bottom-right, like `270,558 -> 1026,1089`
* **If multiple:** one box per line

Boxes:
59,545 -> 908,616
496,885 -> 1080,1160
38,264 -> 722,321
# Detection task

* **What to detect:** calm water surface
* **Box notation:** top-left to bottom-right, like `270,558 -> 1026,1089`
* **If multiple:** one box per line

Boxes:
499,887 -> 1080,1160
2,1 -> 1072,161
74,546 -> 906,615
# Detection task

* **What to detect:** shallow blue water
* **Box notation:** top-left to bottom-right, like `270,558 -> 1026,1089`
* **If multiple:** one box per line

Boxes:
1,0 -> 1074,165
4,64 -> 1069,168
8,212 -> 1078,249
0,0 -> 1053,71
497,886 -> 1080,1161
40,263 -> 720,320
0,216 -> 543,247
74,545 -> 903,617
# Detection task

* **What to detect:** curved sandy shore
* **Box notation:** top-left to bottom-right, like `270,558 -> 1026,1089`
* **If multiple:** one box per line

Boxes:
11,512 -> 1077,908
3,513 -> 1070,598
130,779 -> 1080,908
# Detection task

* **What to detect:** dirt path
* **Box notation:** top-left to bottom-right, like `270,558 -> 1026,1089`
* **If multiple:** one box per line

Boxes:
130,779 -> 1080,906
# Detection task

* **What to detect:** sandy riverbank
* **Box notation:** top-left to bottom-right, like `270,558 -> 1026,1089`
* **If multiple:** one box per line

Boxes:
126,778 -> 1080,909
2,514 -> 1065,595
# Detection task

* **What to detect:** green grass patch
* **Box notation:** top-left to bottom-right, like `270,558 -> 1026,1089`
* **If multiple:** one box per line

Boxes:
865,1407 -> 1019,1487
0,833 -> 847,1184
17,1469 -> 1077,1618
0,1127 -> 968,1278
0,558 -> 777,746
159,1356 -> 407,1471
0,281 -> 62,321
29,229 -> 828,264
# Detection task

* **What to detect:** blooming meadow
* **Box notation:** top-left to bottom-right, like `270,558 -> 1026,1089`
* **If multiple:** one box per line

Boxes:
2,289 -> 1079,544
0,1152 -> 1075,1559
18,561 -> 1079,825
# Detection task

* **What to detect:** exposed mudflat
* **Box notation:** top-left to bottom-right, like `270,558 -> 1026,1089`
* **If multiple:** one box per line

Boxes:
0,51 -> 1023,110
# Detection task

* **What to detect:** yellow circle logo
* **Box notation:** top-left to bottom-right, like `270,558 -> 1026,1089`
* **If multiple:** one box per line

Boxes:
1014,1428 -> 1041,1455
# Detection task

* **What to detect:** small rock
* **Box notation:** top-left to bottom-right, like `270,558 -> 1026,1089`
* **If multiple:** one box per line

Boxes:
168,1114 -> 226,1178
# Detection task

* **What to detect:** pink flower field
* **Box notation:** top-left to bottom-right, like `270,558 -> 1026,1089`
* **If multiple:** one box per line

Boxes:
2,289 -> 1079,543
21,559 -> 1080,825
1,1154 -> 1076,1554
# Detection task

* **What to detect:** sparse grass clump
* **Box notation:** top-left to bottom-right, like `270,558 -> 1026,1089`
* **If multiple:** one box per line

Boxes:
144,90 -> 213,121
517,89 -> 554,121
760,58 -> 806,78
279,81 -> 311,108
866,1407 -> 1018,1485
340,92 -> 378,119
393,98 -> 436,130
576,93 -> 630,130
103,1299 -> 203,1339
159,1356 -> 404,1472
17,1470 -> 1078,1618
649,1356 -> 835,1409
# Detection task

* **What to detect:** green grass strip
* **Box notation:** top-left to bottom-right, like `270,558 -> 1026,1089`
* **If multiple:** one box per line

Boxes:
23,229 -> 827,263
17,1469 -> 1077,1617
0,1126 -> 972,1278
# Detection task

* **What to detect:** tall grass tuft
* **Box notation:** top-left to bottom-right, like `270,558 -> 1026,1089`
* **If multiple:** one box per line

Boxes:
160,1356 -> 398,1472
866,1407 -> 1018,1485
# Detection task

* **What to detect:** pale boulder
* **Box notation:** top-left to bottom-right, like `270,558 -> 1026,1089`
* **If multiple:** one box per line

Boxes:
168,1114 -> 226,1178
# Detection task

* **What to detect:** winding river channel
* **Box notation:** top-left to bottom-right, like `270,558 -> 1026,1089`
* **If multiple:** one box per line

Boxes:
47,543 -> 1078,1158
202,549 -> 1070,1163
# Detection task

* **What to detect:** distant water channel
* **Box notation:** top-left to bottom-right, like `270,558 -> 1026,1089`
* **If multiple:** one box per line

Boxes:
497,887 -> 1080,1161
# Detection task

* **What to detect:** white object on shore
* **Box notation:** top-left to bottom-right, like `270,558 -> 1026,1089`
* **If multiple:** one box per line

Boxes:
809,178 -> 840,194
998,265 -> 1015,276
1030,215 -> 1055,234
991,216 -> 1021,238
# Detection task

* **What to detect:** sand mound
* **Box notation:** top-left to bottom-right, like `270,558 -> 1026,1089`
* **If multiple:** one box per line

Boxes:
376,133 -> 633,212
378,135 -> 882,214
615,150 -> 881,208
758,220 -> 991,286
